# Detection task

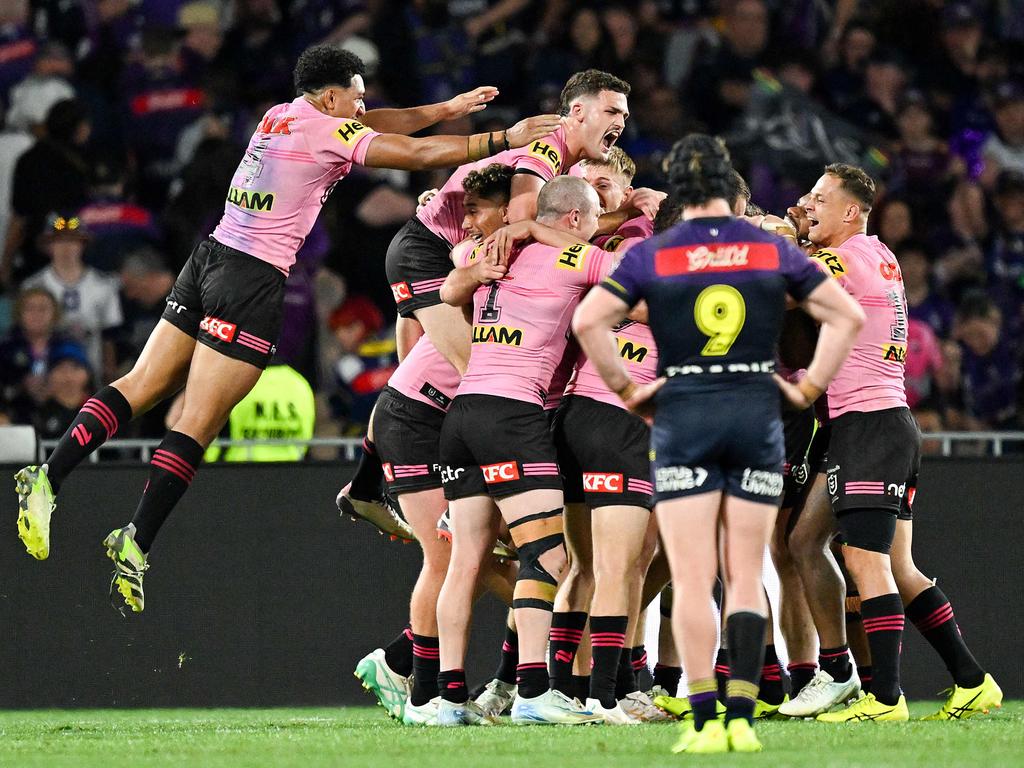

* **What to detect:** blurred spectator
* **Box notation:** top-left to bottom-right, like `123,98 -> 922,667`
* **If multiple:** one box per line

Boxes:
120,27 -> 207,206
22,213 -> 123,378
979,80 -> 1024,189
949,290 -> 1021,429
889,91 -> 965,216
923,2 -> 984,114
113,247 -> 175,372
533,7 -> 616,91
687,0 -> 770,132
0,0 -> 37,110
4,42 -> 76,134
329,294 -> 396,430
837,49 -> 907,142
33,344 -> 93,440
901,240 -> 956,339
874,196 -> 915,251
178,2 -> 225,71
216,0 -> 293,104
0,286 -> 86,420
986,170 -> 1024,329
822,19 -> 875,113
78,154 -> 161,272
2,98 -> 92,287
288,0 -> 369,54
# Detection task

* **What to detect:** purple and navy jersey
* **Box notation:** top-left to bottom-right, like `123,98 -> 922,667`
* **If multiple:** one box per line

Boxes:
602,216 -> 825,390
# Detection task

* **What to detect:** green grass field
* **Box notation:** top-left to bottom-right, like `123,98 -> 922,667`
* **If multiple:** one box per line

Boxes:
0,703 -> 1020,768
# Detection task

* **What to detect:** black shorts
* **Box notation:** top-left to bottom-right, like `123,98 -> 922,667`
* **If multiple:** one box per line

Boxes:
440,394 -> 562,501
372,386 -> 446,493
553,395 -> 653,510
162,237 -> 284,369
384,217 -> 452,318
650,381 -> 784,505
781,406 -> 816,510
825,407 -> 921,520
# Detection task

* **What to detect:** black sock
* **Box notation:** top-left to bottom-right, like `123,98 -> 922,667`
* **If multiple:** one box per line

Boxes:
517,663 -> 549,699
725,611 -> 767,724
438,668 -> 467,704
631,645 -> 653,691
614,644 -> 638,698
653,664 -> 683,697
818,645 -> 853,682
759,644 -> 785,705
548,611 -> 586,697
348,437 -> 384,500
46,385 -> 132,492
495,625 -> 518,685
590,615 -> 628,708
411,634 -> 440,705
572,674 -> 591,703
383,625 -> 413,677
858,665 -> 873,694
905,585 -> 985,689
130,430 -> 203,552
714,647 -> 730,702
688,679 -> 718,730
787,662 -> 817,697
861,593 -> 904,705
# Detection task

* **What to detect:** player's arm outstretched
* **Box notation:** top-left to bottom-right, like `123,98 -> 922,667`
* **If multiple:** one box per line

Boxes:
360,86 -> 499,135
362,114 -> 560,171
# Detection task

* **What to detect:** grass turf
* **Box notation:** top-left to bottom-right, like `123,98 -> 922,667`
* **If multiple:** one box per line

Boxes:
0,703 -> 1020,768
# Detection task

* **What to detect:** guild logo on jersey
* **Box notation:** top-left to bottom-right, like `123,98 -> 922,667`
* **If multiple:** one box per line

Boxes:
227,186 -> 275,212
472,325 -> 523,346
391,282 -> 412,302
616,337 -> 648,363
482,462 -> 520,484
883,344 -> 907,363
687,244 -> 749,271
740,469 -> 784,497
382,463 -> 394,483
655,466 -> 708,493
528,141 -> 562,174
200,316 -> 237,342
656,242 -> 778,276
812,249 -> 847,277
335,120 -> 373,146
556,243 -> 588,271
583,473 -> 623,493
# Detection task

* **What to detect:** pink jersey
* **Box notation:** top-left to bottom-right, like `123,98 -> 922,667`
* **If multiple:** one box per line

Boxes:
566,319 -> 659,408
416,126 -> 571,246
811,233 -> 909,418
213,97 -> 380,275
386,239 -> 478,411
543,340 -> 578,410
458,240 -> 616,406
905,317 -> 943,409
593,216 -> 654,250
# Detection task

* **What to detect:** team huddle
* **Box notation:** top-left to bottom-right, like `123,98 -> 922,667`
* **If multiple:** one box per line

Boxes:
13,45 -> 1002,754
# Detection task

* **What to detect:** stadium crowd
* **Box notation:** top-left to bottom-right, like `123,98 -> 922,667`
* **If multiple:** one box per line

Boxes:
1,0 -> 1023,442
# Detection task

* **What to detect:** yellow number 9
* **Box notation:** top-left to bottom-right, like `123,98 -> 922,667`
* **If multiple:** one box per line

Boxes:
694,284 -> 746,356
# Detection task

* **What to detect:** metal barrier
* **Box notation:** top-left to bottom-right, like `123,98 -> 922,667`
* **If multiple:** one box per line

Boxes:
39,431 -> 1024,463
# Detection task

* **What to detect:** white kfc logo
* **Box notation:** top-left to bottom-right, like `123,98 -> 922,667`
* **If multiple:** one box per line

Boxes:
482,462 -> 519,484
199,315 -> 237,342
583,473 -> 623,493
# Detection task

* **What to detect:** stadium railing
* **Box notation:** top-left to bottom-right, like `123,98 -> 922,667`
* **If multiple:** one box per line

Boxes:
36,431 -> 1024,462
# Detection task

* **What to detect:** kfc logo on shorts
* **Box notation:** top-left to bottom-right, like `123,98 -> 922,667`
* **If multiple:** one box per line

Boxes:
583,472 -> 623,493
482,461 -> 520,484
391,282 -> 412,303
382,463 -> 394,483
199,315 -> 237,342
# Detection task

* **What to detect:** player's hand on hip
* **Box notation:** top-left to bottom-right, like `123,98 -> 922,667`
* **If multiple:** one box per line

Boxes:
506,115 -> 562,148
623,187 -> 667,220
625,377 -> 666,422
482,220 -> 533,265
774,373 -> 817,410
445,86 -> 499,119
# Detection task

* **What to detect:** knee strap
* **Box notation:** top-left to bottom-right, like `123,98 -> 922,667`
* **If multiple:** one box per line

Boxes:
509,509 -> 565,610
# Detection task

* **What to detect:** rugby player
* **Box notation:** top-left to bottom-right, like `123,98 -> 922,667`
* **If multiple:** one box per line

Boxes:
431,176 -> 616,726
790,165 -> 1002,722
13,44 -> 560,612
353,165 -> 520,724
572,134 -> 864,752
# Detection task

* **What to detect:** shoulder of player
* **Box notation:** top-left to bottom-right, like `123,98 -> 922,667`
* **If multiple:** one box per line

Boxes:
509,128 -> 566,176
451,238 -> 481,267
